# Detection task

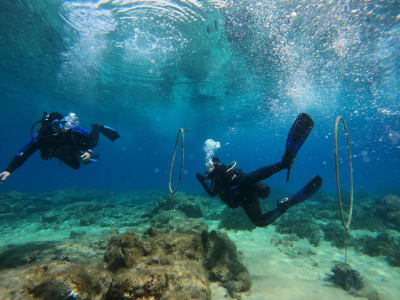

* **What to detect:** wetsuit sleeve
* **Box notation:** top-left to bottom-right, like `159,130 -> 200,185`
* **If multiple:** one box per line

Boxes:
70,126 -> 98,152
5,135 -> 39,173
197,173 -> 218,197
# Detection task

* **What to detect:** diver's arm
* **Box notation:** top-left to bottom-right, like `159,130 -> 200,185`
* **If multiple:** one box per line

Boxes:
71,126 -> 97,152
4,135 -> 40,174
196,173 -> 218,197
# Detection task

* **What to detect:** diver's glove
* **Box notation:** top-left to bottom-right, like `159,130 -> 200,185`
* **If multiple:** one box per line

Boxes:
0,171 -> 11,184
196,173 -> 205,182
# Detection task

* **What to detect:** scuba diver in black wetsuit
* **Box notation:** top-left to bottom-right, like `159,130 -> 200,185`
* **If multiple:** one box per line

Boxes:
196,113 -> 322,227
0,112 -> 120,183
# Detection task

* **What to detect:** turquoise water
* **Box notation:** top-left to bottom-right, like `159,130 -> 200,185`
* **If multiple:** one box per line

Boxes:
0,1 -> 400,299
1,0 -> 399,194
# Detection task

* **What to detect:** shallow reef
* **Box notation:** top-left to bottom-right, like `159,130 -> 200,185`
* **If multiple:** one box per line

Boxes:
275,212 -> 322,247
352,233 -> 400,267
218,207 -> 257,231
0,190 -> 251,299
0,229 -> 250,299
0,189 -> 400,299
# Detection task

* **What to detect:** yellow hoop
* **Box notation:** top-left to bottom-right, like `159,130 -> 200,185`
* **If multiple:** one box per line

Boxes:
168,128 -> 185,195
334,116 -> 354,231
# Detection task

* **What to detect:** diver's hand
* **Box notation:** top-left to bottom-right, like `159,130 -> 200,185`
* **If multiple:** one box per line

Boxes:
196,173 -> 204,181
80,152 -> 91,163
0,171 -> 11,184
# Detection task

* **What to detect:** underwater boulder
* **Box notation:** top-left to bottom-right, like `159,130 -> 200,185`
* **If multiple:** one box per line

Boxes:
176,201 -> 205,218
201,230 -> 252,297
104,232 -> 150,271
218,207 -> 257,231
104,232 -> 211,299
104,230 -> 250,299
0,261 -> 108,300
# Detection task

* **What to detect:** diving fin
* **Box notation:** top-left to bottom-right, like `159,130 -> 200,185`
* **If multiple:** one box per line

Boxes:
283,113 -> 314,182
98,125 -> 120,141
278,175 -> 322,208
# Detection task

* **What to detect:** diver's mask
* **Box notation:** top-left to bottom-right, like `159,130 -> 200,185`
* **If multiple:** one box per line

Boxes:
51,119 -> 67,133
64,112 -> 79,130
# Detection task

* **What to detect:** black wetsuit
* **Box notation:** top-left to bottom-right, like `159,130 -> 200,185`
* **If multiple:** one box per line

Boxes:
197,162 -> 289,227
6,125 -> 100,172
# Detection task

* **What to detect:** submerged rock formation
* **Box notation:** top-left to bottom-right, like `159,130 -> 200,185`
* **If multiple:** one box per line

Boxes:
202,230 -> 252,297
104,230 -> 251,299
0,229 -> 251,299
104,232 -> 210,299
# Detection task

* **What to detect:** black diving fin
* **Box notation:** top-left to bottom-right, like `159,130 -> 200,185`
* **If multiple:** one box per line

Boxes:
283,113 -> 314,182
278,175 -> 322,208
98,125 -> 120,141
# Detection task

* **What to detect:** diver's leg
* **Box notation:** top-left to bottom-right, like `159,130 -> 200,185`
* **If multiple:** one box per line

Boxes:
239,162 -> 285,187
92,124 -> 120,142
243,176 -> 322,227
241,197 -> 288,227
277,175 -> 322,208
89,124 -> 100,147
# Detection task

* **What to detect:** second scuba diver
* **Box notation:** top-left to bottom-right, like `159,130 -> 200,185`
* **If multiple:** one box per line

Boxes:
196,113 -> 322,227
0,112 -> 120,183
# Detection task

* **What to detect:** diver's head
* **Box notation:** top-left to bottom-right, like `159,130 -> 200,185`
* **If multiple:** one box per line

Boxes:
32,112 -> 64,137
42,112 -> 66,133
212,157 -> 220,165
206,156 -> 221,172
64,112 -> 79,130
51,118 -> 67,133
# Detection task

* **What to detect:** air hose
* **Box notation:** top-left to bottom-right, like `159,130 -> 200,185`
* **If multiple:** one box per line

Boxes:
168,128 -> 185,196
334,116 -> 354,263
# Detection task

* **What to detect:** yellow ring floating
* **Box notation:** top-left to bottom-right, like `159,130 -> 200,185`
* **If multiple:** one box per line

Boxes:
334,116 -> 354,231
169,128 -> 185,195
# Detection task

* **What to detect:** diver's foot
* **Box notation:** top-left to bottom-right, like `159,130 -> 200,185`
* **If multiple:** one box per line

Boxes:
277,197 -> 290,209
97,125 -> 120,141
278,175 -> 322,208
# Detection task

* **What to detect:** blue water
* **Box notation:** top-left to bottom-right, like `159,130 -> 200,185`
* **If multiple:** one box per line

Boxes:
0,0 -> 399,196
